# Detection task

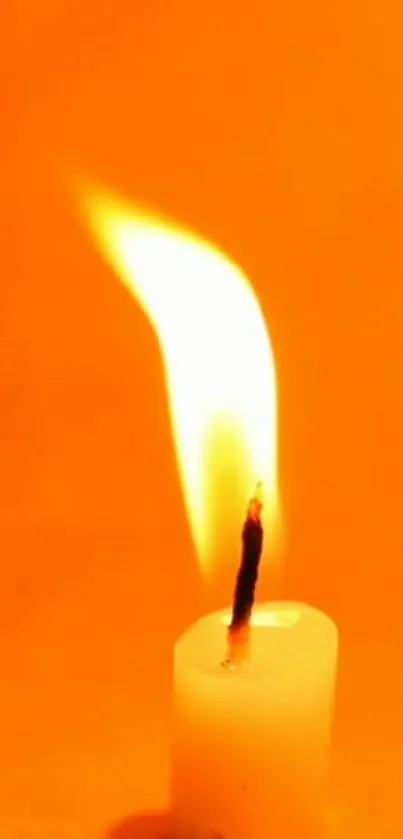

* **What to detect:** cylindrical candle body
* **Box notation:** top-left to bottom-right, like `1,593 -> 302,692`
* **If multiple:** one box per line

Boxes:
171,601 -> 338,839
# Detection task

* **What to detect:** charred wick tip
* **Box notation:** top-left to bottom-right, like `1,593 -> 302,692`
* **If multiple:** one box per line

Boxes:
247,480 -> 264,524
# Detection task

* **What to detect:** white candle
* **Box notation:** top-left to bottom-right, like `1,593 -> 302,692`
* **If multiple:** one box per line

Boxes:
79,187 -> 338,835
171,601 -> 338,839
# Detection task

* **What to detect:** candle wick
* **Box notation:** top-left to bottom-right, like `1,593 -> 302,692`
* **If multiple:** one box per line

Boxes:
222,482 -> 264,669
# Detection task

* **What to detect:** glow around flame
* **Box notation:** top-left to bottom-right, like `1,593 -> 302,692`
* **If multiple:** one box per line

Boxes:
80,183 -> 281,575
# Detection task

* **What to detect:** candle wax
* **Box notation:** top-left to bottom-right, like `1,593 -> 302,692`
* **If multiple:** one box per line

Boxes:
171,601 -> 338,839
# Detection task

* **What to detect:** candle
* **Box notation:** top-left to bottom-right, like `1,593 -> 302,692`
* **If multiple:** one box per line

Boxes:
172,603 -> 338,839
79,184 -> 339,839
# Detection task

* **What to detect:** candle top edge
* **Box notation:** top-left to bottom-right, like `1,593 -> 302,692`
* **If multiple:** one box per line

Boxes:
185,601 -> 336,631
173,601 -> 339,677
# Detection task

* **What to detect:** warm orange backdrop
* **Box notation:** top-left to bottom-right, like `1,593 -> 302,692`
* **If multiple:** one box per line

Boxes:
5,0 -> 403,835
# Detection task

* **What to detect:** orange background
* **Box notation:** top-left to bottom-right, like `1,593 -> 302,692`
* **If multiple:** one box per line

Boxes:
5,1 -> 403,835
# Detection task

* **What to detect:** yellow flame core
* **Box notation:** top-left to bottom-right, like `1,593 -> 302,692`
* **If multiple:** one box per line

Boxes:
81,185 -> 281,575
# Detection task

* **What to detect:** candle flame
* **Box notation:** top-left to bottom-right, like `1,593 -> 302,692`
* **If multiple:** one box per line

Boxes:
79,183 -> 282,577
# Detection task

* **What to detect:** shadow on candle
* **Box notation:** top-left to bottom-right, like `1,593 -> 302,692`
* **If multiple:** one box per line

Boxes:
106,811 -> 240,839
106,810 -> 170,839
